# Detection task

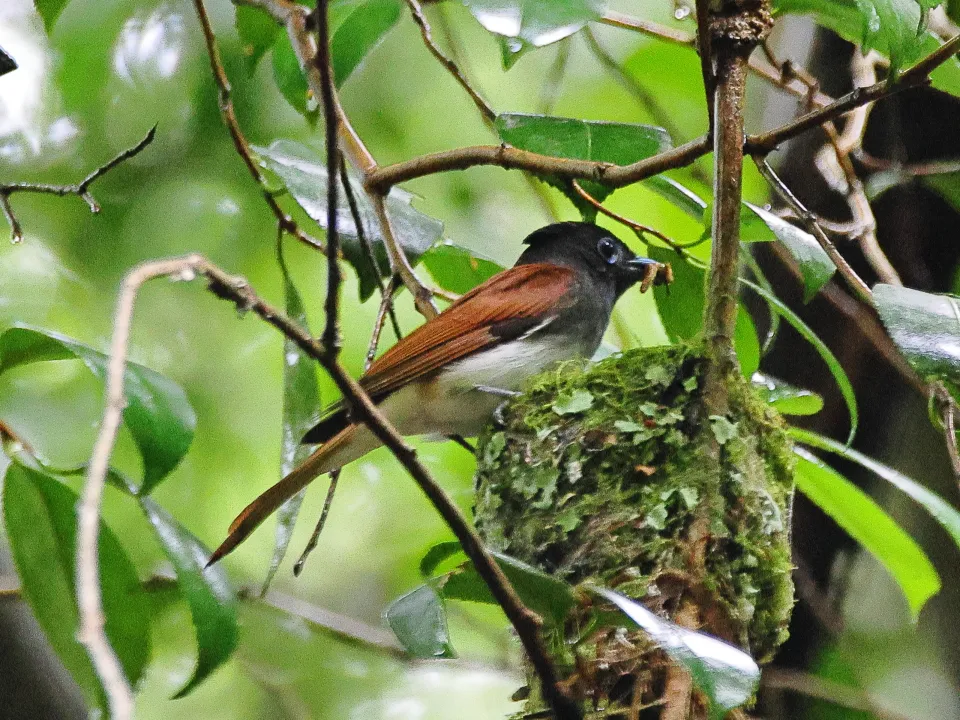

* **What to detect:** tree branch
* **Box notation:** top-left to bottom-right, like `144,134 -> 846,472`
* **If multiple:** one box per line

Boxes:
0,127 -> 156,243
315,0 -> 342,352
752,155 -> 873,304
404,0 -> 495,121
193,0 -> 326,253
85,253 -> 579,720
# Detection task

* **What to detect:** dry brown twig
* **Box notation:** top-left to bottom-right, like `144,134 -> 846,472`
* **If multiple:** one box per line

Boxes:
80,253 -> 581,720
0,127 -> 156,243
404,0 -> 495,121
193,0 -> 326,254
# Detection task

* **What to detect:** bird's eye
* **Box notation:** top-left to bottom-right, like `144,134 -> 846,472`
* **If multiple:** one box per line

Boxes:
597,237 -> 620,264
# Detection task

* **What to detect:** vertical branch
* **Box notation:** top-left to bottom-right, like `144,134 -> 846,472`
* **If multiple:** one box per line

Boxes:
699,5 -> 773,416
315,0 -> 341,353
702,50 -> 750,414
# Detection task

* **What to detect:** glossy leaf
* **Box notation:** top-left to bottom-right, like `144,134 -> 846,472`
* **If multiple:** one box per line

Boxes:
643,176 -> 708,220
421,242 -> 503,295
0,325 -> 196,493
385,584 -> 454,658
874,284 -> 960,391
235,6 -> 280,74
3,464 -> 152,708
462,0 -> 606,66
419,540 -> 464,577
593,587 -> 760,720
495,113 -> 672,207
141,497 -> 238,697
752,373 -> 825,415
261,246 -> 322,594
742,203 -> 835,302
255,140 -> 443,301
272,36 -> 318,124
332,0 -> 403,87
740,278 -> 859,443
775,0 -> 926,74
793,448 -> 940,619
440,551 -> 575,625
646,248 -> 761,378
792,428 -> 960,556
34,0 -> 70,33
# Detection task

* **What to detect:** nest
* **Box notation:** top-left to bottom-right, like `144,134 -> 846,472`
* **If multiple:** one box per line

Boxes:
473,344 -> 795,716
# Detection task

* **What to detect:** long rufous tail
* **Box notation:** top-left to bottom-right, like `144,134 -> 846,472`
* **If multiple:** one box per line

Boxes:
206,425 -> 358,566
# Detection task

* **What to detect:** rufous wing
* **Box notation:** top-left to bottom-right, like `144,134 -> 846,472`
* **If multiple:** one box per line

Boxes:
209,263 -> 576,566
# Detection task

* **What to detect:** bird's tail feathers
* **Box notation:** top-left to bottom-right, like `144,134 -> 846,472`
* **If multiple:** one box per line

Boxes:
206,427 -> 357,566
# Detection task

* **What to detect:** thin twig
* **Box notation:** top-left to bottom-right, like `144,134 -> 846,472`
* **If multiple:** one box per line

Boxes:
694,0 -> 715,131
77,258 -> 195,720
241,0 -> 441,318
339,161 -> 402,342
367,136 -> 712,192
599,9 -> 835,107
366,277 -> 398,370
404,0 -> 495,121
293,469 -> 340,576
315,0 -> 342,352
0,127 -> 156,243
752,155 -> 874,304
748,33 -> 960,154
570,180 -> 685,250
193,0 -> 325,254
90,253 -> 579,720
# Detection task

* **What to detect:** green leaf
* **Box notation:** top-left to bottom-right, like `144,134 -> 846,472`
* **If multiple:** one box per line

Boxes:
592,587 -> 760,720
140,497 -> 238,697
740,278 -> 859,443
752,373 -> 825,415
235,6 -> 280,74
332,0 -> 403,87
421,241 -> 503,295
0,325 -> 196,493
385,584 -> 454,658
440,551 -> 575,625
643,176 -> 708,220
494,113 -> 672,208
793,448 -> 941,619
3,464 -> 152,709
261,245 -> 322,594
552,389 -> 594,415
272,36 -> 318,123
462,0 -> 606,66
646,248 -> 761,378
709,415 -> 739,445
34,0 -> 70,33
873,284 -> 960,389
255,140 -> 443,301
743,203 -> 835,302
792,428 -> 960,557
774,0 -> 926,75
419,540 -> 464,577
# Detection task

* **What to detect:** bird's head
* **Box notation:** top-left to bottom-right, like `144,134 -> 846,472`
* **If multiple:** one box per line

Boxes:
517,221 -> 666,298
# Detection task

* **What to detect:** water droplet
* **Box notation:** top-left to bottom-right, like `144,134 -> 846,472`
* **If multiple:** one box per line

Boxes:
674,5 -> 692,19
285,350 -> 299,366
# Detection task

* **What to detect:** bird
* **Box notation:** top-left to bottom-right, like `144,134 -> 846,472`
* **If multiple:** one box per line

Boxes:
208,221 -> 665,565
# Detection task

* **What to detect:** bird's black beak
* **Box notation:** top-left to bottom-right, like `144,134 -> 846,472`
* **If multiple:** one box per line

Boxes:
626,256 -> 658,273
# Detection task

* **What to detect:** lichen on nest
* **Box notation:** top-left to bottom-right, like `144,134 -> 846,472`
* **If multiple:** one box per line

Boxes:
473,342 -> 795,701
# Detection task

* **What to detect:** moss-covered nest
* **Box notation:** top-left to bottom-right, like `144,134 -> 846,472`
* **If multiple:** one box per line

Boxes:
474,343 -> 795,713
